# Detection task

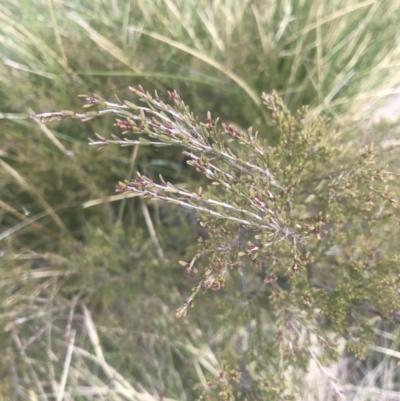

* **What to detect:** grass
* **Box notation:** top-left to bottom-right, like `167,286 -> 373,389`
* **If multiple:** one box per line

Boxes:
1,0 -> 400,399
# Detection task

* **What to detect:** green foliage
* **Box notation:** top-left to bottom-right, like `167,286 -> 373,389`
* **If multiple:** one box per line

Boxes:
32,86 -> 400,398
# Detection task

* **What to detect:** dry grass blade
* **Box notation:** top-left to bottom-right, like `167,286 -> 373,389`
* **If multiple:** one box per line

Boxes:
0,199 -> 61,238
0,209 -> 61,241
369,344 -> 400,359
12,331 -> 49,401
0,158 -> 65,231
176,341 -> 219,376
46,0 -> 69,70
81,192 -> 141,209
127,26 -> 261,107
140,200 -> 164,260
2,59 -> 56,79
30,108 -> 71,156
193,359 -> 208,389
298,0 -> 377,38
72,341 -> 179,401
56,330 -> 76,401
68,12 -> 141,73
82,305 -> 143,397
82,305 -> 111,374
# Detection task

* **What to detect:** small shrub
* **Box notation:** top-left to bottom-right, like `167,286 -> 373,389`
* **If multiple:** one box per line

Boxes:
32,86 -> 400,395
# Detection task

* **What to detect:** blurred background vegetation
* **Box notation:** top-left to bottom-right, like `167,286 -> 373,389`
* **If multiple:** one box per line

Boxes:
1,0 -> 400,399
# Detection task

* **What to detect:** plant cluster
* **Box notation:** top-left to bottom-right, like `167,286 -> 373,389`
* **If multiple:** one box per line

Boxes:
3,0 -> 400,398
32,86 -> 400,392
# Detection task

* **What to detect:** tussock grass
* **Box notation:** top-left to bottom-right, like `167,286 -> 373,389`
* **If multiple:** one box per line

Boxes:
1,0 -> 400,399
